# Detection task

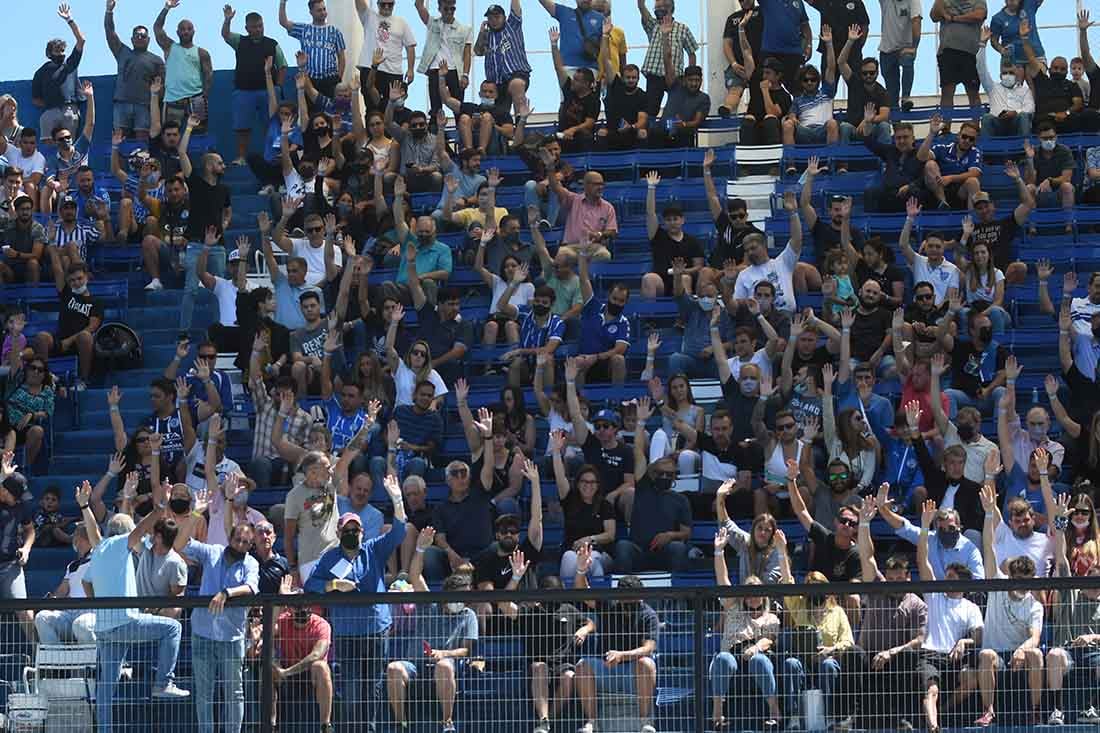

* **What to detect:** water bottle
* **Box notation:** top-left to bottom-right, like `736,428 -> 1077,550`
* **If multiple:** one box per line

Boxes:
1031,387 -> 1039,405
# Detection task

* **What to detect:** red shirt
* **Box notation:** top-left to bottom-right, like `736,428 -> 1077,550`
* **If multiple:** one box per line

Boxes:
275,611 -> 331,665
901,376 -> 950,434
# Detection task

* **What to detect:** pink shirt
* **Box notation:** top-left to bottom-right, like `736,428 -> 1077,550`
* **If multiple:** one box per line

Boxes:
560,190 -> 618,246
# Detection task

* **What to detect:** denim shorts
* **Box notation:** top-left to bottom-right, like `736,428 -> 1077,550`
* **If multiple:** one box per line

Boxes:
232,89 -> 270,131
112,101 -> 152,133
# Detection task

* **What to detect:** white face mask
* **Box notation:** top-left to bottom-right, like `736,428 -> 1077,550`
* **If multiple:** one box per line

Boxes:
1073,517 -> 1092,530
71,284 -> 88,295
740,377 -> 758,395
1040,139 -> 1057,151
1001,73 -> 1017,88
698,296 -> 716,311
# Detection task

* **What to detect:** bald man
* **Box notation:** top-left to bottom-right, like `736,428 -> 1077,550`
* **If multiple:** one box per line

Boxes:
154,1 -> 213,128
549,170 -> 618,261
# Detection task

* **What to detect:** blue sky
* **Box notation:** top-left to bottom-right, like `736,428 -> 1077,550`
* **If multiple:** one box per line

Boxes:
4,1 -> 1084,112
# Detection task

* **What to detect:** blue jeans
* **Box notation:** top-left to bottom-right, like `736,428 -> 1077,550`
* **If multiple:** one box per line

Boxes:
181,244 -> 227,330
981,112 -> 1033,138
247,457 -> 289,488
958,305 -> 1010,337
880,50 -> 916,108
369,455 -> 427,497
783,655 -> 841,718
668,351 -> 718,379
865,120 -> 893,146
613,539 -> 691,572
192,634 -> 245,733
96,614 -> 183,733
710,651 -> 777,699
945,386 -> 1006,419
524,180 -> 561,227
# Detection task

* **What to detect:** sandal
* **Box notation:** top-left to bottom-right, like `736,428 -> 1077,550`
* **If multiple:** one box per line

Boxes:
711,716 -> 728,731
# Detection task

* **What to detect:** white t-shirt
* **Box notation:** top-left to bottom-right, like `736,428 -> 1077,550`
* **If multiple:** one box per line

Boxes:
981,572 -> 1044,652
993,522 -> 1054,577
489,273 -> 534,315
733,243 -> 799,313
284,168 -> 316,202
211,276 -> 241,326
357,6 -> 418,73
923,592 -> 983,653
911,254 -> 960,305
1071,296 -> 1100,338
4,147 -> 46,177
964,268 -> 1004,306
393,359 -> 448,406
184,441 -> 243,494
291,237 -> 342,287
727,348 -> 773,383
63,557 -> 90,599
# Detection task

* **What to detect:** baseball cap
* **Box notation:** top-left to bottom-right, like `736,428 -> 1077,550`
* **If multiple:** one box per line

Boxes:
228,249 -> 242,263
485,4 -> 505,15
12,194 -> 33,209
59,195 -> 78,208
593,408 -> 621,427
338,512 -> 362,530
971,191 -> 992,205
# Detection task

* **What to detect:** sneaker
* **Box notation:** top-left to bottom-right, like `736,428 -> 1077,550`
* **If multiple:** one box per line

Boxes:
896,719 -> 914,732
151,682 -> 190,699
578,723 -> 596,733
442,721 -> 456,733
144,278 -> 164,291
320,724 -> 334,733
785,717 -> 802,732
640,723 -> 657,733
231,157 -> 247,166
1049,709 -> 1065,726
1080,706 -> 1100,724
901,99 -> 914,112
257,185 -> 276,196
718,105 -> 732,118
534,718 -> 551,733
828,715 -> 853,732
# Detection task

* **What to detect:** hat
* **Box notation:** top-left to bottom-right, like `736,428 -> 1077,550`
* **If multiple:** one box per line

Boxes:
485,4 -> 505,15
11,194 -> 33,210
593,408 -> 621,427
228,249 -> 242,263
971,191 -> 992,205
338,512 -> 363,530
59,195 -> 77,208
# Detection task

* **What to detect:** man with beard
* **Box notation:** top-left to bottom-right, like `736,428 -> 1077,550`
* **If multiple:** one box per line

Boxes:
802,163 -> 864,282
356,0 -> 418,111
857,496 -> 928,731
49,194 -> 107,268
139,175 -> 188,291
272,580 -> 333,732
678,410 -> 757,509
41,83 -> 95,189
915,504 -> 984,733
1021,22 -> 1100,134
863,120 -> 923,213
718,0 -> 762,117
879,473 -> 984,579
845,278 -> 894,378
222,6 -> 289,166
179,118 -> 231,330
153,1 -> 213,127
105,3 -> 164,140
789,459 -> 861,581
918,115 -> 983,210
968,167 -> 1033,284
548,29 -> 599,153
473,463 -> 544,591
597,46 -> 648,150
173,508 -> 258,733
0,195 -> 47,284
903,404 -> 985,539
942,306 -> 1008,417
305,474 -> 406,733
960,481 -> 1045,728
732,192 -> 803,313
838,27 -> 891,143
899,201 -> 960,306
655,61 -> 710,149
573,249 -> 629,385
929,354 -> 998,484
251,519 -> 291,594
982,443 -> 1054,575
32,5 -> 87,143
1045,495 -> 1100,725
702,152 -> 763,281
386,104 -> 443,193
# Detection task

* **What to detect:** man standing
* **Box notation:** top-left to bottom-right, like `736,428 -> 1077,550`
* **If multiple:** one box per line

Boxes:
179,121 -> 232,330
414,0 -> 472,120
222,6 -> 288,166
356,0 -> 418,110
474,0 -> 532,114
637,0 -> 698,116
33,4 -> 87,143
153,0 -> 214,127
757,0 -> 813,92
540,0 -> 603,75
281,0 -> 346,99
104,0 -> 164,140
930,0 -> 987,126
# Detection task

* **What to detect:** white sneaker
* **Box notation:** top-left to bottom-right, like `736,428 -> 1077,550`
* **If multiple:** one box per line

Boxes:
151,682 -> 190,699
1081,707 -> 1100,724
144,278 -> 164,291
639,723 -> 656,733
577,723 -> 595,733
1049,709 -> 1065,726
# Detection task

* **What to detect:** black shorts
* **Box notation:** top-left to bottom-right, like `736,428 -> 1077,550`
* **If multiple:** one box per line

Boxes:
917,650 -> 962,689
938,49 -> 979,89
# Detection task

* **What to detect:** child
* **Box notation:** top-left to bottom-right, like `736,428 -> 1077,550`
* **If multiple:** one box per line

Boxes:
33,486 -> 75,547
1,310 -> 28,376
1072,57 -> 1091,105
876,409 -> 926,511
822,250 -> 857,323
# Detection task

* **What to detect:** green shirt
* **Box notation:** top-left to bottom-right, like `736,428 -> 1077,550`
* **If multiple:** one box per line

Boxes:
544,272 -> 582,318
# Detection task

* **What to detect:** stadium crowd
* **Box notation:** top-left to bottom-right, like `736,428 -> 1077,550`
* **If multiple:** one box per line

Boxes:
3,0 -> 1100,732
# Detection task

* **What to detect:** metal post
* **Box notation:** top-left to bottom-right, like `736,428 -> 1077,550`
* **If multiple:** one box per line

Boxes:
693,591 -> 707,733
259,600 -> 276,733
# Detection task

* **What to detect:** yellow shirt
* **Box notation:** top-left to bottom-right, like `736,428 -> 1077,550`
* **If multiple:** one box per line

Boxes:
451,206 -> 510,229
782,596 -> 855,650
597,27 -> 628,82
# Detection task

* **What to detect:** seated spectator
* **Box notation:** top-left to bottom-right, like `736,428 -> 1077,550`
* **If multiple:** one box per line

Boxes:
35,513 -> 95,644
977,30 -> 1034,137
428,458 -> 496,580
917,116 -> 983,210
386,180 -> 453,305
1024,121 -> 1076,223
384,97 -> 443,194
378,381 -> 442,484
863,121 -> 923,213
598,38 -> 648,150
709,534 -> 783,730
40,81 -> 95,195
283,451 -> 340,585
821,364 -> 879,494
740,57 -> 791,147
643,173 -> 704,298
899,204 -> 960,306
32,259 -> 102,390
546,28 -> 598,153
701,161 -> 763,286
32,486 -> 75,548
572,251 -> 629,386
838,28 -> 891,144
1022,22 -> 1100,133
551,172 -> 618,263
549,430 -> 616,578
3,355 -> 55,469
800,166 -> 863,293
668,268 -> 735,379
942,306 -> 1007,417
655,56 -> 710,149
0,195 -> 46,284
271,581 -> 333,731
566,361 -> 635,515
788,456 -> 861,581
782,34 -> 842,154
0,130 -> 47,205
384,308 -> 447,407
573,545 -> 660,733
473,463 -> 543,606
442,176 -> 508,235
387,527 -> 477,731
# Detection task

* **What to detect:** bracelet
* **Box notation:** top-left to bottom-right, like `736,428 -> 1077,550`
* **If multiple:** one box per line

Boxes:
106,470 -> 118,478
151,450 -> 161,456
714,549 -> 724,557
1038,471 -> 1049,477
984,473 -> 995,482
1054,515 -> 1069,531
510,573 -> 524,583
109,406 -> 120,413
1006,379 -> 1016,385
415,547 -> 426,554
78,503 -> 89,511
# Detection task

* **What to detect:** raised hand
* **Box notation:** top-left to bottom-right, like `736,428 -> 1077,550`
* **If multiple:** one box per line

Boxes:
848,23 -> 863,40
521,458 -> 539,485
703,148 -> 715,171
785,457 -> 800,482
647,332 -> 662,353
782,190 -> 797,212
1064,270 -> 1079,297
714,526 -> 730,551
635,395 -> 653,424
222,3 -> 234,20
1004,354 -> 1022,382
548,429 -> 566,455
1034,446 -> 1050,474
1045,374 -> 1060,398
1004,159 -> 1020,180
983,445 -> 1002,480
821,362 -> 835,390
802,415 -> 820,443
109,451 -> 125,476
920,499 -> 937,530
906,196 -> 921,219
805,155 -> 821,178
904,399 -> 922,431
859,494 -> 877,523
474,406 -> 494,437
75,480 -> 92,508
1080,9 -> 1093,30
383,473 -> 402,502
107,385 -> 122,407
416,526 -> 436,551
645,170 -> 660,187
1036,258 -> 1053,281
979,481 -> 997,513
548,26 -> 560,44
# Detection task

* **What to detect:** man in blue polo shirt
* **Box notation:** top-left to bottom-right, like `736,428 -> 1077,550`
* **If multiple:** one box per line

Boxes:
540,0 -> 603,72
575,243 -> 630,386
917,115 -> 984,210
757,0 -> 813,94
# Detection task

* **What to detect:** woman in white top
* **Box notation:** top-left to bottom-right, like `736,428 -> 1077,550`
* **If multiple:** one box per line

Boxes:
533,352 -> 585,461
959,240 -> 1009,336
821,364 -> 879,493
752,385 -> 817,516
354,109 -> 398,190
384,303 -> 447,407
647,373 -> 704,476
474,237 -> 534,346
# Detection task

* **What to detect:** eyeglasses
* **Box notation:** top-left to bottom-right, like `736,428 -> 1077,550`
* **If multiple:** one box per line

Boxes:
837,517 -> 859,528
132,31 -> 149,38
914,293 -> 934,301
959,134 -> 976,142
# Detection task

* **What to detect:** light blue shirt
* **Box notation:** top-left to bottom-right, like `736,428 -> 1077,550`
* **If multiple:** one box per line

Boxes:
272,271 -> 323,331
337,496 -> 385,540
434,162 -> 485,214
895,519 -> 985,580
87,534 -> 140,632
183,539 -> 259,642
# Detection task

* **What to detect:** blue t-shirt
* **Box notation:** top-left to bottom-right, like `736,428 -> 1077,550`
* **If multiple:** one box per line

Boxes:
629,476 -> 692,549
552,3 -> 604,69
835,378 -> 893,447
990,0 -> 1044,67
393,404 -> 444,451
263,115 -> 304,164
183,538 -> 259,642
46,138 -> 91,180
579,295 -> 631,356
1003,464 -> 1044,517
759,0 -> 809,55
930,141 -> 983,177
70,185 -> 112,223
791,81 -> 837,122
878,435 -> 925,499
87,534 -> 141,631
336,496 -> 385,539
324,395 -> 367,453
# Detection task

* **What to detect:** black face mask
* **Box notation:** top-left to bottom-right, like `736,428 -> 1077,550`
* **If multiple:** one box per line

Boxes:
340,531 -> 361,551
938,528 -> 960,548
417,235 -> 434,247
169,498 -> 191,514
652,476 -> 674,492
1050,71 -> 1067,83
956,422 -> 975,441
532,303 -> 550,317
410,127 -> 428,139
605,302 -> 624,317
978,326 -> 992,343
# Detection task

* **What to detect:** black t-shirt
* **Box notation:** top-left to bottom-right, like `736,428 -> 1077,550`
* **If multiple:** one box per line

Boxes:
811,218 -> 863,269
696,433 -> 755,473
809,0 -> 869,54
591,599 -> 660,654
721,377 -> 776,446
747,83 -> 792,119
184,173 -> 232,242
949,341 -> 1007,397
845,77 -> 889,126
474,538 -> 541,589
1032,70 -> 1083,117
603,76 -> 647,130
722,10 -> 764,68
458,100 -> 514,127
849,307 -> 892,362
903,303 -> 945,345
1088,64 -> 1100,110
513,603 -> 589,663
854,260 -> 905,301
711,215 -> 764,268
582,433 -> 633,492
150,137 -> 183,181
808,521 -> 860,581
971,213 -> 1020,271
57,286 -> 104,341
650,229 -> 705,289
734,305 -> 791,344
417,304 -> 471,364
558,81 -> 600,132
791,345 -> 833,376
1034,144 -> 1076,182
562,492 -> 615,549
255,552 -> 290,594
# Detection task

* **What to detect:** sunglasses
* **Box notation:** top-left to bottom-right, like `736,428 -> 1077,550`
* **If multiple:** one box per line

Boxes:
777,422 -> 797,431
26,364 -> 46,373
411,349 -> 428,357
1072,509 -> 1092,516
55,135 -> 72,143
959,134 -> 976,142
306,226 -> 324,233
915,293 -> 933,301
837,517 -> 859,528
829,472 -> 850,481
133,31 -> 149,38
448,468 -> 469,477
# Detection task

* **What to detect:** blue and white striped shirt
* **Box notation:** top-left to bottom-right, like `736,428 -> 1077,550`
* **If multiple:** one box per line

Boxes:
288,22 -> 346,80
53,220 -> 101,262
519,310 -> 565,351
483,12 -> 530,84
